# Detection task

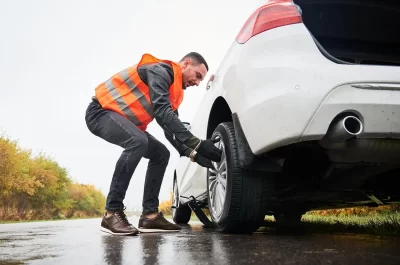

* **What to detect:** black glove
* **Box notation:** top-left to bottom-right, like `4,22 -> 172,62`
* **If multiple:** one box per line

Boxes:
185,136 -> 222,162
193,153 -> 215,168
183,147 -> 216,168
197,138 -> 222,162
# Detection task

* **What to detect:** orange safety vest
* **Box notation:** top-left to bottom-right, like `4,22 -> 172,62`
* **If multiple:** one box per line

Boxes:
95,53 -> 184,131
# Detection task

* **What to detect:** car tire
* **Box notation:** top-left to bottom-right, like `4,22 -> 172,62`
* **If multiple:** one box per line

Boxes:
207,122 -> 268,233
172,178 -> 191,224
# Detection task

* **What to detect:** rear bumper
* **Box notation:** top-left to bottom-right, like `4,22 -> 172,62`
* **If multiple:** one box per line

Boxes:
230,24 -> 400,155
301,83 -> 400,140
238,82 -> 400,156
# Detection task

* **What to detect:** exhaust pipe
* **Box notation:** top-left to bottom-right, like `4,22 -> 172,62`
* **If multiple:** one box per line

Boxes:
320,116 -> 400,165
320,116 -> 363,146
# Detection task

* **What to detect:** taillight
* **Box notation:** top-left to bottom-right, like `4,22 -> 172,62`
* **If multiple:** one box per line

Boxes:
236,0 -> 302,44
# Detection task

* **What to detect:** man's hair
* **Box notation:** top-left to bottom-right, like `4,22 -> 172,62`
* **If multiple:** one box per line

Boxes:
180,52 -> 209,71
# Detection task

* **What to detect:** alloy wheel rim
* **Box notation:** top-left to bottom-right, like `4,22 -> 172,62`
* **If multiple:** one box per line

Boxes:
208,137 -> 227,219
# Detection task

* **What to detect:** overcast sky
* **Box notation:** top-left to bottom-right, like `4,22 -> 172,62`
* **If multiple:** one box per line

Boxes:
0,0 -> 265,211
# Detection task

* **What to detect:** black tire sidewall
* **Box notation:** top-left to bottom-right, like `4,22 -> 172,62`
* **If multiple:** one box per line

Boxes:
208,123 -> 235,227
172,178 -> 191,224
172,178 -> 178,218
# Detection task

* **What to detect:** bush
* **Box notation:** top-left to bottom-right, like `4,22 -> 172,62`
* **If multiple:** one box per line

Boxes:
159,192 -> 173,215
0,134 -> 106,221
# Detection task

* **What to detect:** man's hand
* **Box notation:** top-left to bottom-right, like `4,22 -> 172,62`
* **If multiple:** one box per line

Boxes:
197,138 -> 222,162
185,136 -> 222,162
183,147 -> 216,169
193,153 -> 215,168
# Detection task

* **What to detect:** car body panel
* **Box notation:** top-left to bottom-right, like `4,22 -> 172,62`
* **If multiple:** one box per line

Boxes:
227,23 -> 400,155
176,21 -> 400,204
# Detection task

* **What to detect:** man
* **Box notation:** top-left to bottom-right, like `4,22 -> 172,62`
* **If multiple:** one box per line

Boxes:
85,52 -> 222,236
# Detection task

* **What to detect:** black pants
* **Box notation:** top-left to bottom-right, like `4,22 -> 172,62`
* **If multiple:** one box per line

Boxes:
85,99 -> 170,214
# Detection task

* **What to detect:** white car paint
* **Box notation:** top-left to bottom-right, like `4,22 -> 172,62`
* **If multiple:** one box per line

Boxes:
175,17 -> 400,204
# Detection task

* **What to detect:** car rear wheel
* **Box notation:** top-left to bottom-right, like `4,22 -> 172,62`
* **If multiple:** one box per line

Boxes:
172,178 -> 191,224
207,122 -> 268,233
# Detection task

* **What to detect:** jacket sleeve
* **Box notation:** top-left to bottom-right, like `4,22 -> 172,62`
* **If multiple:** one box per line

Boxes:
138,62 -> 194,144
164,109 -> 191,156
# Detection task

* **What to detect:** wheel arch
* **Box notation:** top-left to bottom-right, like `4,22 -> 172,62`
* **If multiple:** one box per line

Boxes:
205,95 -> 260,169
206,97 -> 233,139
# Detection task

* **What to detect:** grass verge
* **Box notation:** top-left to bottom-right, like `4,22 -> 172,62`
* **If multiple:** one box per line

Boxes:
261,212 -> 400,237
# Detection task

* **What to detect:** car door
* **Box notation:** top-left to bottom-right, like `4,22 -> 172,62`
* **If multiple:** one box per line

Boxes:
175,73 -> 219,199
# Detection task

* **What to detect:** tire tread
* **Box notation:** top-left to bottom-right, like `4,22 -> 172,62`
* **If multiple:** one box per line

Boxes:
212,122 -> 270,233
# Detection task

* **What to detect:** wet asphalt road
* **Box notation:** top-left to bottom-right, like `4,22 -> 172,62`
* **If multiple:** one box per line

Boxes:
1,217 -> 399,265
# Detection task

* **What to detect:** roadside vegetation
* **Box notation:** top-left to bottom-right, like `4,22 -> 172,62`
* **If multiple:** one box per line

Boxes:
159,192 -> 174,216
262,205 -> 400,237
0,133 -> 105,222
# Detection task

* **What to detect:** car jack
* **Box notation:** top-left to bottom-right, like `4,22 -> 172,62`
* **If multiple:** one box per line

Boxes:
187,196 -> 215,228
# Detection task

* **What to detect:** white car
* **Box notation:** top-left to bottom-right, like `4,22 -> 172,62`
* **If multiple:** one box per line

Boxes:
172,0 -> 400,233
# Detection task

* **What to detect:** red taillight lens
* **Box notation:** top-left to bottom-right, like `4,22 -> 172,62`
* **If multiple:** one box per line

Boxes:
236,0 -> 302,44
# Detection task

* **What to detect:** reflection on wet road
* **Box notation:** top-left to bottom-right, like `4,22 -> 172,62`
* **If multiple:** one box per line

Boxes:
1,217 -> 399,265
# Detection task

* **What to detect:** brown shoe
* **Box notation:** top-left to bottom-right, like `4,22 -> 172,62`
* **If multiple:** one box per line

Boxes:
138,212 -> 181,233
100,212 -> 139,236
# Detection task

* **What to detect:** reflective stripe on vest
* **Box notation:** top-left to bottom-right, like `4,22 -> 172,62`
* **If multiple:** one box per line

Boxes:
94,53 -> 184,131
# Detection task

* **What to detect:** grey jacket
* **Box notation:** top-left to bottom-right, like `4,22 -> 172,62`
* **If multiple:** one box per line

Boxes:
137,62 -> 192,156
